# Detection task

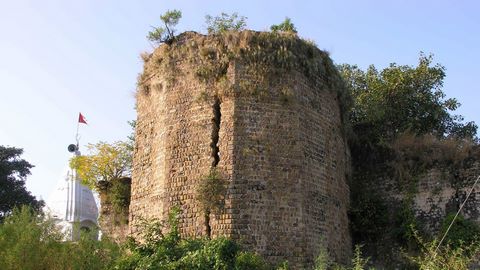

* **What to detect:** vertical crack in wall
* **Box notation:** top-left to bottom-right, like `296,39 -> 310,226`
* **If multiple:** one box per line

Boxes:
211,97 -> 221,167
205,96 -> 222,237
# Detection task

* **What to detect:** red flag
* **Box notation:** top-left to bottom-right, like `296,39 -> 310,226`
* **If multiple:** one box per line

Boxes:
78,113 -> 88,124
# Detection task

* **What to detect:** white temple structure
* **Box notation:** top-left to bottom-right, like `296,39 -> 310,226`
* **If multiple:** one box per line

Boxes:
45,147 -> 99,240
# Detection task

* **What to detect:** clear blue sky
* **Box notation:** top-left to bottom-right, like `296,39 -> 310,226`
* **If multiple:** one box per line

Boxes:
1,0 -> 479,200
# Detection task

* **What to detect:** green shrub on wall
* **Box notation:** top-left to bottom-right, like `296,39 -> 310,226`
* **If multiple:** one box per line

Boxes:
440,214 -> 480,248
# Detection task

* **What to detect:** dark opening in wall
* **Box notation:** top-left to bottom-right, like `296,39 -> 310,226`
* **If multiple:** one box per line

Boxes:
211,97 -> 221,167
205,96 -> 222,238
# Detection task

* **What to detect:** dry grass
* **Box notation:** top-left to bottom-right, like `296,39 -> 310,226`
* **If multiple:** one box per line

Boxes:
390,132 -> 478,189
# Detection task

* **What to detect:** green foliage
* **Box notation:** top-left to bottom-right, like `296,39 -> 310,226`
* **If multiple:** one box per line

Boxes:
343,54 -> 478,260
69,141 -> 132,189
109,178 -> 131,210
147,9 -> 182,44
439,213 -> 480,248
392,199 -> 419,247
408,228 -> 480,270
127,120 -> 136,149
270,17 -> 297,33
235,252 -> 270,270
314,244 -> 373,270
340,54 -> 477,144
314,244 -> 332,270
205,12 -> 247,34
351,245 -> 370,270
0,146 -> 43,220
0,206 -> 120,270
118,209 -> 273,270
197,168 -> 227,214
98,177 -> 131,223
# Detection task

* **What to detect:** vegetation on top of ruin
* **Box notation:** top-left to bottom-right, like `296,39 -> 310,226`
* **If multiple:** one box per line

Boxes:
147,9 -> 182,44
205,12 -> 247,34
138,28 -> 351,126
270,17 -> 297,34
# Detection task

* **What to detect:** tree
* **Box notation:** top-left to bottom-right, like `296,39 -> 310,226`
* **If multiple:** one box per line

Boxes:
342,54 -> 478,248
205,12 -> 247,34
147,9 -> 182,44
339,54 -> 477,145
0,146 -> 43,220
69,141 -> 132,189
270,17 -> 297,33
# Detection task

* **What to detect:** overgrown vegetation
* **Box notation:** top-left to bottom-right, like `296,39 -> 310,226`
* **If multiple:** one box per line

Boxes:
408,228 -> 480,270
139,27 -> 350,124
97,177 -> 131,224
0,206 -> 287,270
0,207 -> 120,270
117,208 -> 280,270
270,17 -> 297,33
205,12 -> 247,34
3,207 -> 477,269
439,213 -> 480,249
342,54 -> 479,266
197,168 -> 227,237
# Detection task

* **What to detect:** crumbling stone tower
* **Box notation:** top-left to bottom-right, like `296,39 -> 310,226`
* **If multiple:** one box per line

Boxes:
130,31 -> 351,267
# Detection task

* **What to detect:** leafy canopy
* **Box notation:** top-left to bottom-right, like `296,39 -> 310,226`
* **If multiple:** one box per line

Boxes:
147,9 -> 182,44
270,17 -> 297,33
0,146 -> 43,220
339,53 -> 477,144
205,12 -> 247,34
69,141 -> 132,189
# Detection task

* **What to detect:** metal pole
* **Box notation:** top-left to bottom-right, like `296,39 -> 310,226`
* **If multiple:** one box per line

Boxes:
434,175 -> 480,255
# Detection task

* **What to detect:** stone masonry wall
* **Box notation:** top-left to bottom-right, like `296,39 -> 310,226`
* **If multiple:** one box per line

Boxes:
378,157 -> 480,234
130,31 -> 351,268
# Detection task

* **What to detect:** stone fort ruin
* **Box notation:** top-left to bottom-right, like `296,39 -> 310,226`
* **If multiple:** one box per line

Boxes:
129,31 -> 351,267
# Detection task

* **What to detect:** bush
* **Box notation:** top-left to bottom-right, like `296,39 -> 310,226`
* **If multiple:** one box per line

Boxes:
117,209 -> 273,270
270,17 -> 297,33
0,206 -> 120,270
205,12 -> 247,34
439,213 -> 480,248
409,229 -> 480,270
197,168 -> 227,214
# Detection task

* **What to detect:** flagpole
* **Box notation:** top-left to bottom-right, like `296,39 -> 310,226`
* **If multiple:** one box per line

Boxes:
75,121 -> 80,147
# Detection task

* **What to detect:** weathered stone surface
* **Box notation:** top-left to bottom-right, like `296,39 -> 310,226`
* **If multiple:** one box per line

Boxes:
376,158 -> 480,235
130,31 -> 351,268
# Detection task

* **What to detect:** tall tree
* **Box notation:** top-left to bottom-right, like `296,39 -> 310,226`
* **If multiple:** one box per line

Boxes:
340,54 -> 477,145
0,146 -> 43,220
